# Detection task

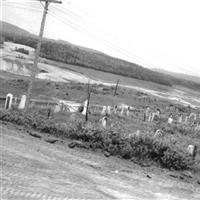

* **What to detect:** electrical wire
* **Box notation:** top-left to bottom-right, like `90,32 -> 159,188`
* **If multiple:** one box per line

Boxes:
48,9 -> 151,66
2,1 -> 157,67
2,4 -> 42,12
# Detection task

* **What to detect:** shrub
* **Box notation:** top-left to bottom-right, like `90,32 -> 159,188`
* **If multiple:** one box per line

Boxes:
0,109 -> 195,170
15,47 -> 29,55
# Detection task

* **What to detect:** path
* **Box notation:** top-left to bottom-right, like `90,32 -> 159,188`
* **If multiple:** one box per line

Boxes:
1,123 -> 200,200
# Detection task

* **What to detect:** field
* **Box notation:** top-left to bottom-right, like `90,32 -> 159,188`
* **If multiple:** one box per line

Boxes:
1,41 -> 200,109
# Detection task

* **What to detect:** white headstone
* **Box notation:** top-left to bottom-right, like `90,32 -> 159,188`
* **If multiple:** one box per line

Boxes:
54,104 -> 61,113
18,95 -> 27,110
148,113 -> 152,122
151,113 -> 156,122
168,117 -> 173,124
81,99 -> 88,115
5,93 -> 13,109
120,107 -> 124,116
187,145 -> 196,159
101,116 -> 107,128
101,106 -> 107,115
126,109 -> 130,117
135,130 -> 140,136
107,106 -> 111,115
178,115 -> 183,123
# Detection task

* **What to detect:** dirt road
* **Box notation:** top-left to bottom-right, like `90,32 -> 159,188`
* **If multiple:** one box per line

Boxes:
1,123 -> 200,200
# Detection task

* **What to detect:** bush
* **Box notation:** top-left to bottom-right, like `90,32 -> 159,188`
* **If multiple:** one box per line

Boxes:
0,109 -> 195,170
15,47 -> 29,55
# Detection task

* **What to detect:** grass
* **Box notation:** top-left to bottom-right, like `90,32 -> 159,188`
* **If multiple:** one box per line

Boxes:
0,108 -> 199,171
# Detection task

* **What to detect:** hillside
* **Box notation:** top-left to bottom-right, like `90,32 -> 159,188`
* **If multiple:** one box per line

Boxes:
1,21 -> 200,90
0,21 -> 31,36
152,68 -> 200,84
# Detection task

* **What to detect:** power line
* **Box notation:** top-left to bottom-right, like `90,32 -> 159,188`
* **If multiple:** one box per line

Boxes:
2,4 -> 42,12
47,5 -> 156,68
3,0 -> 151,66
48,9 -> 151,66
51,4 -> 81,19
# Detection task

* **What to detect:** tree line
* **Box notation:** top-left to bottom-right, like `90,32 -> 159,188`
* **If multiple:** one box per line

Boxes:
1,30 -> 200,91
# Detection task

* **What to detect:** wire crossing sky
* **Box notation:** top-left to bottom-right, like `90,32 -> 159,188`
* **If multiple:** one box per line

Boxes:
1,0 -> 200,77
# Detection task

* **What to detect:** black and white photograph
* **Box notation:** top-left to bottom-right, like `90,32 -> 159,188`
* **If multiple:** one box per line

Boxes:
0,0 -> 200,199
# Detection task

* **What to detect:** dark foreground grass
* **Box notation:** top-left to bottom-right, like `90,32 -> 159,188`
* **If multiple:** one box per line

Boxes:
0,108 -> 197,171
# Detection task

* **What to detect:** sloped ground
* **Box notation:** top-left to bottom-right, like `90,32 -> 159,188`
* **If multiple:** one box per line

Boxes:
1,42 -> 200,108
1,123 -> 200,200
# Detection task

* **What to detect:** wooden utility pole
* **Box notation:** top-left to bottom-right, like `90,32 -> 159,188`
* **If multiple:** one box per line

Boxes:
114,79 -> 120,96
24,0 -> 62,112
85,79 -> 91,122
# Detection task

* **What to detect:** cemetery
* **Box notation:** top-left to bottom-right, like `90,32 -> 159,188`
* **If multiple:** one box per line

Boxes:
1,79 -> 200,171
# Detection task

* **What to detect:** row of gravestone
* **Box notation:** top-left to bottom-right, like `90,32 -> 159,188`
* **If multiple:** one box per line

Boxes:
4,93 -> 27,110
4,93 -> 199,159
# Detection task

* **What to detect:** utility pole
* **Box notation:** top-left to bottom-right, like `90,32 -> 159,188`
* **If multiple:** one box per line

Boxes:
85,79 -> 91,122
24,0 -> 62,112
114,79 -> 120,96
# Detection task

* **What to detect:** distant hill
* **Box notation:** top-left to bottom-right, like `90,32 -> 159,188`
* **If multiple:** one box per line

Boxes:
0,21 -> 31,36
1,21 -> 200,91
152,68 -> 200,84
57,40 -> 102,54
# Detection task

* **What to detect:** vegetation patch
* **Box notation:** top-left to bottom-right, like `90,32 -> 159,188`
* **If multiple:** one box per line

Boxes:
0,108 -> 196,170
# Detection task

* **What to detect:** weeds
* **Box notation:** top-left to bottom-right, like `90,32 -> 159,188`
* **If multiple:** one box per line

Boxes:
0,108 -> 196,170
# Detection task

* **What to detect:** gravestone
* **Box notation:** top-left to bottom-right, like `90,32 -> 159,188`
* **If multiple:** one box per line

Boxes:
101,116 -> 107,128
54,104 -> 61,113
5,93 -> 13,109
148,113 -> 152,122
120,107 -> 124,116
178,115 -> 183,123
168,116 -> 173,124
101,106 -> 107,115
81,99 -> 88,115
187,145 -> 197,159
18,95 -> 27,110
107,106 -> 111,115
126,108 -> 130,117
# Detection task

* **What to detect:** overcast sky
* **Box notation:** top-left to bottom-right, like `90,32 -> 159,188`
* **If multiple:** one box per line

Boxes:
1,0 -> 200,77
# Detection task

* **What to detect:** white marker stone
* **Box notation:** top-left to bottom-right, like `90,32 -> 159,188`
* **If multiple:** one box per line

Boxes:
168,117 -> 173,124
54,105 -> 61,113
81,99 -> 88,115
5,93 -> 13,109
18,95 -> 27,109
107,106 -> 111,114
178,115 -> 183,123
101,106 -> 107,115
101,116 -> 107,128
187,145 -> 197,159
